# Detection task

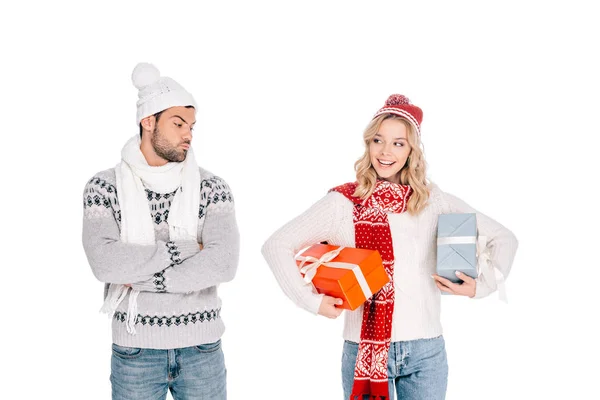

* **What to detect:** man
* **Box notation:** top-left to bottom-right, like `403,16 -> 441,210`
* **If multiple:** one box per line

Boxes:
82,62 -> 239,400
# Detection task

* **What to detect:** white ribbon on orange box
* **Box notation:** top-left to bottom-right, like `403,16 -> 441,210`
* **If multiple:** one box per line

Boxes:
437,235 -> 507,302
295,246 -> 373,300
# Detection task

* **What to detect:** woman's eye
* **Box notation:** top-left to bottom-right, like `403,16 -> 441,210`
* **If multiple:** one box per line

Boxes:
373,138 -> 382,144
394,142 -> 404,147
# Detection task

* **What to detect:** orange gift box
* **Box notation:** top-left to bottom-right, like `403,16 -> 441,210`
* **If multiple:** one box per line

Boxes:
295,243 -> 390,310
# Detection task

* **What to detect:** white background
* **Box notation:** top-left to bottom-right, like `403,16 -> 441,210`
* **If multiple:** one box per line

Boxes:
1,0 -> 598,399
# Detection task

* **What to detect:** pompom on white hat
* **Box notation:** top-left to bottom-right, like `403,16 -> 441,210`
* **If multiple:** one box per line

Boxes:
132,62 -> 196,126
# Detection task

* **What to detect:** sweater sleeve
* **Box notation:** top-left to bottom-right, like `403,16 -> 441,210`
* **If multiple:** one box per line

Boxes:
82,177 -> 199,284
261,191 -> 350,315
131,176 -> 239,293
441,190 -> 519,299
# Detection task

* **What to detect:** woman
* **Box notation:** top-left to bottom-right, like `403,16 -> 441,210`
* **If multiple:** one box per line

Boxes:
261,94 -> 518,399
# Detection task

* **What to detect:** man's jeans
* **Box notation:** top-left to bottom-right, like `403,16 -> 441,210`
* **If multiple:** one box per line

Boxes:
111,339 -> 226,400
342,336 -> 448,400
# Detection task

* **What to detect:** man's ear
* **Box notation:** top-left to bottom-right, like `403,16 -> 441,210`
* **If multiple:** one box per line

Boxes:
141,115 -> 155,133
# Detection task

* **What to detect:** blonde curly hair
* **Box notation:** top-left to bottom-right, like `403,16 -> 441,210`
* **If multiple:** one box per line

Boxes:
353,114 -> 430,214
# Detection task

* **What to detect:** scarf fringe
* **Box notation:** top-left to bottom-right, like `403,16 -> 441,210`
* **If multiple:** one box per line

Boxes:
99,284 -> 129,317
126,289 -> 140,334
349,394 -> 388,400
99,284 -> 141,335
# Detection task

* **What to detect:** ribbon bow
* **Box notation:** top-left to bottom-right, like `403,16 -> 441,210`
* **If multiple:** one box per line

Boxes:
296,246 -> 346,284
477,236 -> 507,302
295,246 -> 374,300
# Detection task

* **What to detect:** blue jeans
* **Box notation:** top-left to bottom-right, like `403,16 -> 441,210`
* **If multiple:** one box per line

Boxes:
110,339 -> 226,400
342,336 -> 448,400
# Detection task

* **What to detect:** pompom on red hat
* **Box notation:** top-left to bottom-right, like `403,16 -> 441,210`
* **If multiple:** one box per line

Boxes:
373,94 -> 423,135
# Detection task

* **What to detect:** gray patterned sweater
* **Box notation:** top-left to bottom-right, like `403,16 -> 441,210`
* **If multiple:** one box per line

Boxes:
82,167 -> 239,349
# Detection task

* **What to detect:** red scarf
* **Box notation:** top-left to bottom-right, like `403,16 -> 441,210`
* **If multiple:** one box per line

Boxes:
331,180 -> 413,400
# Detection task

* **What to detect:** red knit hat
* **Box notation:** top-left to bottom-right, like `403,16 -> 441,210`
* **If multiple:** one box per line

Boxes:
373,94 -> 423,135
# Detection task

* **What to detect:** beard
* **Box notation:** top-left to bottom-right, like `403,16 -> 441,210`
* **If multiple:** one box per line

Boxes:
151,126 -> 188,163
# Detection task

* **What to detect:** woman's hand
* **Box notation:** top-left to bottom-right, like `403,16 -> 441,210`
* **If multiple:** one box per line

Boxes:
432,272 -> 476,298
318,295 -> 344,319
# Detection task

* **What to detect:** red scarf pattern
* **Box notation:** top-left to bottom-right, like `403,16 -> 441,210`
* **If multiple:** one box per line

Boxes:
331,180 -> 413,400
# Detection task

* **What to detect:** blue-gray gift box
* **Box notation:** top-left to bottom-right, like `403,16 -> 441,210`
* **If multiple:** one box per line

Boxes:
436,213 -> 478,284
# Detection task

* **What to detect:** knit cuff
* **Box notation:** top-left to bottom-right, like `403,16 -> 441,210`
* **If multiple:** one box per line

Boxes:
169,240 -> 201,262
131,278 -> 155,292
307,293 -> 325,316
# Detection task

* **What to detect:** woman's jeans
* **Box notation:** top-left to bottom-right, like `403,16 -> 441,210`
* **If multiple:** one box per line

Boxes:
342,336 -> 448,400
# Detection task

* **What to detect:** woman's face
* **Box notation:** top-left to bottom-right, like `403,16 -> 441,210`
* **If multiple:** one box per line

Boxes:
369,118 -> 411,184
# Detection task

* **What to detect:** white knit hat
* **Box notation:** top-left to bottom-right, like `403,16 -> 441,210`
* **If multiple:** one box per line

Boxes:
132,62 -> 196,126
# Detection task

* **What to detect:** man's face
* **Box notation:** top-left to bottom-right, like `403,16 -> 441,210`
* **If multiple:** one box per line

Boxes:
151,106 -> 196,163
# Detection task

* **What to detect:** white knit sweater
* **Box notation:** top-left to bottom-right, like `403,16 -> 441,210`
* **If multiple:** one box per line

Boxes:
261,183 -> 518,342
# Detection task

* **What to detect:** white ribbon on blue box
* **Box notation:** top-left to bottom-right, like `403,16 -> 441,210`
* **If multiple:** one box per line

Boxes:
436,213 -> 507,301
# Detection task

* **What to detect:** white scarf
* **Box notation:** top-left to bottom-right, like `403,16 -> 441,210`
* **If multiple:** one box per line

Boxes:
100,135 -> 200,334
